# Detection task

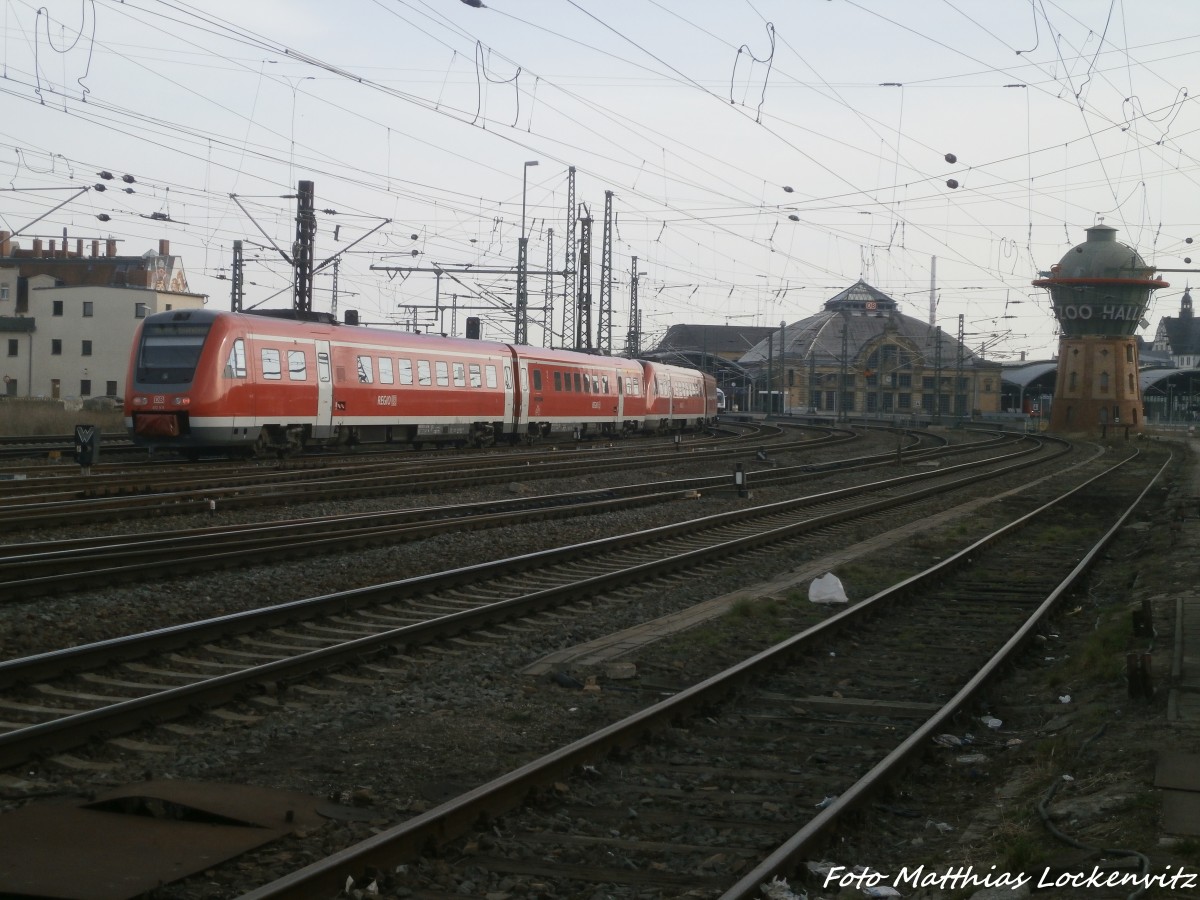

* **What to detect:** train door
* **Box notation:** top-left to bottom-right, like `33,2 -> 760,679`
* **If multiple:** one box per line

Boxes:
502,363 -> 515,436
503,348 -> 523,440
224,337 -> 253,438
314,340 -> 334,437
518,363 -> 531,430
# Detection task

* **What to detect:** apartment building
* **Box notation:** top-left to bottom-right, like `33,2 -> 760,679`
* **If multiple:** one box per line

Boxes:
0,233 -> 206,403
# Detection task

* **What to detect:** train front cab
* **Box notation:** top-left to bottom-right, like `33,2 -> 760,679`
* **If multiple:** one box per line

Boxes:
125,309 -> 235,451
125,309 -> 324,455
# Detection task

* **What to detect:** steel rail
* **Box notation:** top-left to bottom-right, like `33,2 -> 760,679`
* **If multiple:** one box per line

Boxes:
0,428 -> 853,531
0,432 -> 1016,598
0,437 -> 1066,768
232,449 -> 1166,900
721,449 -> 1172,897
0,419 -> 773,488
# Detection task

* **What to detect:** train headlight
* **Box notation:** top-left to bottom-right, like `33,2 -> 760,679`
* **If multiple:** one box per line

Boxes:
173,396 -> 190,406
132,396 -> 148,407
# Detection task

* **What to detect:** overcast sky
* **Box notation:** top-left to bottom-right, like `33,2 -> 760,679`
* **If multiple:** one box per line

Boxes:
4,0 -> 1199,361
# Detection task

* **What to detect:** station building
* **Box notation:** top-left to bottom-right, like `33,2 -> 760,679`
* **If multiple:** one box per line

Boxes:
0,233 -> 205,404
732,281 -> 1003,419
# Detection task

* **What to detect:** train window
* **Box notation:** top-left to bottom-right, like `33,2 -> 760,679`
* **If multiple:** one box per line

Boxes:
485,365 -> 497,389
592,375 -> 600,393
398,358 -> 413,385
582,373 -> 591,393
469,363 -> 482,388
417,360 -> 432,386
136,320 -> 210,384
435,361 -> 449,386
564,372 -> 572,392
378,357 -> 394,385
261,348 -> 282,380
602,375 -> 609,394
532,369 -> 543,391
225,340 -> 246,379
317,351 -> 330,383
573,372 -> 582,392
504,365 -> 512,388
357,356 -> 374,384
453,362 -> 466,387
520,368 -> 529,391
554,372 -> 562,391
287,350 -> 307,381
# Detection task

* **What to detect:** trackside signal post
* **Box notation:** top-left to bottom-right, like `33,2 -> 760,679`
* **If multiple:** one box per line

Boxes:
74,424 -> 99,475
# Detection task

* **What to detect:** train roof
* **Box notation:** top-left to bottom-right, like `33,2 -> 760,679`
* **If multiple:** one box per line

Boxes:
245,308 -> 340,325
141,309 -> 715,377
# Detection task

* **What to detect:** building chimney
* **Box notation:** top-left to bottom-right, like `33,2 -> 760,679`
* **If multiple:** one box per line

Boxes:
49,240 -> 57,257
33,239 -> 43,257
158,239 -> 170,256
0,231 -> 9,256
91,239 -> 99,258
75,239 -> 83,257
106,239 -> 117,257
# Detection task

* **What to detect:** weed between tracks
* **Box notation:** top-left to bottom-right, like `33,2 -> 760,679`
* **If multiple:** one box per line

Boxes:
0,401 -> 123,435
624,449 -> 1196,896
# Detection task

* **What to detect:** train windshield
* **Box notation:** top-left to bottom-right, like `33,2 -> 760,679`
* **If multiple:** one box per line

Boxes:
136,320 -> 212,384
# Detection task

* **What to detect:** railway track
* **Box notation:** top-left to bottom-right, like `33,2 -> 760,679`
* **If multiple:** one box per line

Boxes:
0,423 -> 813,532
231,448 -> 1169,900
0,432 -> 134,461
0,417 -> 762,467
0,433 -> 1065,770
0,430 -> 1019,600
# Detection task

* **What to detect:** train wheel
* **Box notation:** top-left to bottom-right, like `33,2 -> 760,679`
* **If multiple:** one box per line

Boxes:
281,427 -> 307,457
251,429 -> 272,459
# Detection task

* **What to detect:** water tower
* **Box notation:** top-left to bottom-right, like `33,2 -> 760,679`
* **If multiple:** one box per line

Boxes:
1032,225 -> 1167,433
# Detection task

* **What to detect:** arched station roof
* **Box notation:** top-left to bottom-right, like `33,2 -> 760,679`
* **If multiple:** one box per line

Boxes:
739,280 -> 987,369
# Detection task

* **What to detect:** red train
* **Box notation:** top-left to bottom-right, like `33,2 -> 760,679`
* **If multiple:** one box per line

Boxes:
124,308 -> 718,455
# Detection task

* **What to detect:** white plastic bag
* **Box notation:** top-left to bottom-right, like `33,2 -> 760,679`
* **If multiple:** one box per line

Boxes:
809,572 -> 848,604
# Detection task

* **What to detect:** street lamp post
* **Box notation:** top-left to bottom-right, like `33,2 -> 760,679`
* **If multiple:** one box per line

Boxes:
779,319 -> 787,414
766,333 -> 774,416
515,160 -> 539,345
